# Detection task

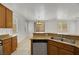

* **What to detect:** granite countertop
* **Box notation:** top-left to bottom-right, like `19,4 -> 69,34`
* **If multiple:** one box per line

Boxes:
0,37 -> 11,40
30,36 -> 79,48
30,36 -> 50,40
49,39 -> 79,48
0,36 -> 12,40
49,39 -> 75,46
33,32 -> 79,36
0,34 -> 17,41
9,34 -> 17,37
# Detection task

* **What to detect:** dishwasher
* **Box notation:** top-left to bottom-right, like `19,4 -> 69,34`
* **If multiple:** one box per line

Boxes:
0,40 -> 3,55
32,40 -> 47,55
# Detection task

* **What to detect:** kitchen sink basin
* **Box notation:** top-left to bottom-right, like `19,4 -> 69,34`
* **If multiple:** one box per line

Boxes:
62,38 -> 75,44
52,37 -> 75,44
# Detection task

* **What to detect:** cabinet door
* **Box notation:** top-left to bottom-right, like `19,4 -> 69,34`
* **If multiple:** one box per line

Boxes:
11,36 -> 17,52
48,41 -> 58,55
6,8 -> 13,28
58,49 -> 74,55
74,47 -> 79,55
48,44 -> 58,55
0,4 -> 5,28
3,38 -> 12,55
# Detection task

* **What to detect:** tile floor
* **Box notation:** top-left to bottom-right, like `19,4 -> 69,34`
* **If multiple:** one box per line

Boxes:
12,37 -> 31,55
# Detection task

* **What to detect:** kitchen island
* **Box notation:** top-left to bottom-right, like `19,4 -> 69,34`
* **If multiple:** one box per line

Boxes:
30,33 -> 79,55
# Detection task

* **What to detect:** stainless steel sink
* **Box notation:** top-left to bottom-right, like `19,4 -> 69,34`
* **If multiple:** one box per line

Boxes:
53,37 -> 75,44
62,38 -> 75,44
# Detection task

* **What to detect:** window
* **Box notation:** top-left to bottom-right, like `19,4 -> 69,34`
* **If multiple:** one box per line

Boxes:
34,20 -> 45,32
57,20 -> 68,33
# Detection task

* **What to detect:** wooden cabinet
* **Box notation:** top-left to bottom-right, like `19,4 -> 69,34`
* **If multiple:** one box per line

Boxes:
3,38 -> 12,55
0,36 -> 17,55
11,36 -> 17,53
5,8 -> 13,28
74,47 -> 79,55
48,40 -> 75,55
61,43 -> 74,52
58,49 -> 74,55
0,4 -> 5,28
48,44 -> 58,55
31,39 -> 79,55
0,4 -> 13,28
48,40 -> 58,55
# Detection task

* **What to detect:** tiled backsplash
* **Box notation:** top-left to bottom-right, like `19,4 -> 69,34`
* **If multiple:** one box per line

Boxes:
0,28 -> 13,35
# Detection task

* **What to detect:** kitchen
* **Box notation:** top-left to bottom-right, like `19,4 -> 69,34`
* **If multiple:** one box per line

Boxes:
0,3 -> 79,55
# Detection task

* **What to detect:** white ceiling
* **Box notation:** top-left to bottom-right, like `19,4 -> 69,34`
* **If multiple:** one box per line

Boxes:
3,3 -> 79,20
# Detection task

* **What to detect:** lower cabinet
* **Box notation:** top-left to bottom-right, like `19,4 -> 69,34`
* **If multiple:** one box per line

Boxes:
2,36 -> 17,55
58,49 -> 74,55
48,40 -> 74,55
48,44 -> 58,55
74,47 -> 79,55
3,38 -> 12,55
11,36 -> 17,53
31,40 -> 79,55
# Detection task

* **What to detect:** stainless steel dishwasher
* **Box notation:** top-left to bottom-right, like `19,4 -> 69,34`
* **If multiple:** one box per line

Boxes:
0,40 -> 3,55
32,40 -> 47,55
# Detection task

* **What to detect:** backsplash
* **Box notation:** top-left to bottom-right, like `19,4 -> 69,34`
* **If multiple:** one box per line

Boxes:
0,28 -> 13,35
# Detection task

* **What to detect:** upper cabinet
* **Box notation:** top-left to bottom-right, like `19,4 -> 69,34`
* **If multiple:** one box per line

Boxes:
0,4 -> 6,28
5,8 -> 13,28
0,4 -> 13,28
